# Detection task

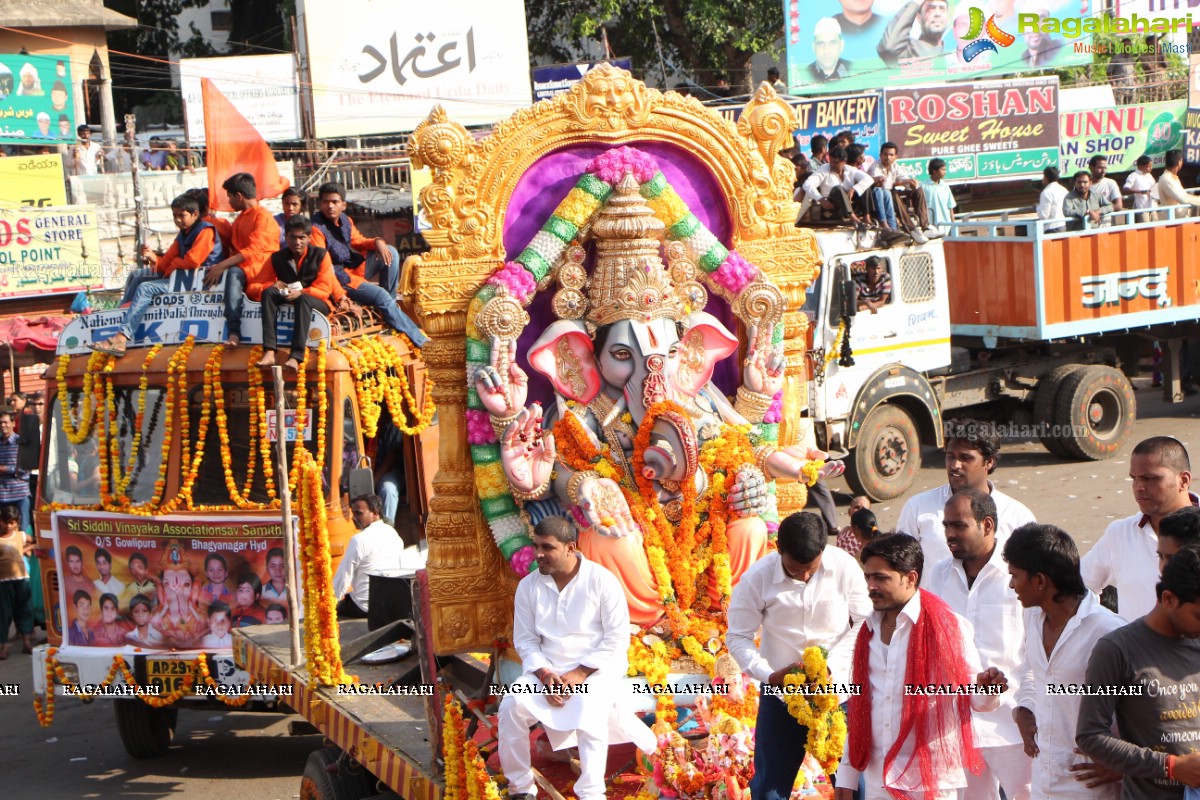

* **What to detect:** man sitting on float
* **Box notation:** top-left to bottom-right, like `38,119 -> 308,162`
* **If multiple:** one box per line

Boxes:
468,152 -> 841,631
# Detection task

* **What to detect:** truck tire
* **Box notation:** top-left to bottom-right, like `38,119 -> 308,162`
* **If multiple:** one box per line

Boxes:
300,747 -> 378,800
844,404 -> 921,501
1032,365 -> 1086,457
113,699 -> 178,758
1053,365 -> 1136,460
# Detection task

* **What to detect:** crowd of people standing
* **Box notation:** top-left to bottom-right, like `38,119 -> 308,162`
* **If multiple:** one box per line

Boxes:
499,423 -> 1200,800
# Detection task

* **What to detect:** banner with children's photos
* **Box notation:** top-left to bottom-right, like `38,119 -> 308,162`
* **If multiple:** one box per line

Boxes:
0,53 -> 76,146
52,511 -> 294,653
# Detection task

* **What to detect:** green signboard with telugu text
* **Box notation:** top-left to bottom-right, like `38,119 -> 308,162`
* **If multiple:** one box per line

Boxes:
0,54 -> 75,147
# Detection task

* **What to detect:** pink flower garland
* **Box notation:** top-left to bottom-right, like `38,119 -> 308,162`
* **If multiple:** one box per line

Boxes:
466,409 -> 495,445
510,545 -> 536,574
711,251 -> 759,295
586,146 -> 660,185
763,392 -> 783,424
487,261 -> 537,305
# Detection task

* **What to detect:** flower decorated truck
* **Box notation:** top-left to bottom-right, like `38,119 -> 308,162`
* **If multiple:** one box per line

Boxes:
230,67 -> 845,800
27,291 -> 434,758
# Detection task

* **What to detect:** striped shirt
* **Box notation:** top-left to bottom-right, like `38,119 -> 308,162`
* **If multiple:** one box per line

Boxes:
0,433 -> 28,503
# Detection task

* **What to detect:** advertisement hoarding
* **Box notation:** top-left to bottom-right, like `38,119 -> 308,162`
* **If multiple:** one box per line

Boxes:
0,154 -> 68,208
300,0 -> 533,137
883,76 -> 1059,182
179,54 -> 302,143
0,54 -> 75,147
793,93 -> 884,160
784,0 -> 1089,96
1186,108 -> 1200,164
0,205 -> 101,298
532,59 -> 632,102
1059,100 -> 1186,171
53,511 -> 291,653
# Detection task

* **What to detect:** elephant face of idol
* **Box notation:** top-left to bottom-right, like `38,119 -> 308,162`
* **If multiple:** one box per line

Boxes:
528,312 -> 738,427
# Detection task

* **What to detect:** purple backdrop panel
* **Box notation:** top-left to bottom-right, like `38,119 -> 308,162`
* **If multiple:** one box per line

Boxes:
503,142 -> 742,405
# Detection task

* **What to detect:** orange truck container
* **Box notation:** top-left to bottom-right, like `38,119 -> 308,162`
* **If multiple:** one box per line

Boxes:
804,203 -> 1200,501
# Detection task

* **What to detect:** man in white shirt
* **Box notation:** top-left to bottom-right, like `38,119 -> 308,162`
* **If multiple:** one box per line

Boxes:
67,125 -> 103,177
499,517 -> 655,800
1035,167 -> 1068,232
1004,523 -> 1125,800
923,490 -> 1032,800
834,534 -> 1007,800
1081,436 -> 1196,620
799,145 -> 872,225
727,511 -> 871,800
897,419 -> 1036,568
1123,155 -> 1158,220
1088,155 -> 1124,212
1156,149 -> 1200,216
869,141 -> 940,243
92,547 -> 125,598
332,493 -> 406,618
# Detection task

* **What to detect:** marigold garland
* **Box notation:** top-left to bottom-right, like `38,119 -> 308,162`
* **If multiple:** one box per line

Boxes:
32,649 -> 246,726
442,695 -> 469,800
33,646 -> 66,727
295,447 -> 349,685
108,343 -> 163,506
337,337 -> 436,438
781,646 -> 847,775
57,351 -> 107,445
214,345 -> 271,510
288,351 -> 309,499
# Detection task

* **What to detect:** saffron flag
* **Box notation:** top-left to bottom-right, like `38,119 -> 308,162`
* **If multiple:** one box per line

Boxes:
201,77 -> 290,212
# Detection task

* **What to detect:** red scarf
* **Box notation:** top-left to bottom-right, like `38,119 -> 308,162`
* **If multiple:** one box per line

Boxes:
847,589 -> 983,799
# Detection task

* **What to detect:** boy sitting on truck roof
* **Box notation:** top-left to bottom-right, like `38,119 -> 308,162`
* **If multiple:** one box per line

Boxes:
311,182 -> 429,348
90,192 -> 223,356
256,215 -> 341,371
204,172 -> 282,348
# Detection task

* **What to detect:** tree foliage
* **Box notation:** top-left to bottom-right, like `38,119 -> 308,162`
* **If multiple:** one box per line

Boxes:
105,0 -> 217,119
227,0 -> 289,55
525,0 -> 783,94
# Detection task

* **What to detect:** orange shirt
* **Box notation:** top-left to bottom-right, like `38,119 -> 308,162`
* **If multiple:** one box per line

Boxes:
313,215 -> 378,289
232,204 -> 282,301
301,248 -> 340,306
206,214 -> 233,253
156,226 -> 216,277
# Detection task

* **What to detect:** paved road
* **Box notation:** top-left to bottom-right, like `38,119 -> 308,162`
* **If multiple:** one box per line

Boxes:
1,376 -> 1196,799
823,376 -> 1200,553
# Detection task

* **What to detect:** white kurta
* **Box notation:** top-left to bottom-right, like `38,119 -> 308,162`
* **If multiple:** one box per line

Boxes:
923,547 -> 1025,748
896,482 -> 1036,569
508,553 -> 654,752
1014,593 -> 1126,800
1078,495 -> 1198,620
835,591 -> 999,799
726,548 -> 871,695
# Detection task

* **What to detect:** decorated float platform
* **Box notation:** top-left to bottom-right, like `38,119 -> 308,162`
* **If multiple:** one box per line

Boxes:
225,64 -> 842,800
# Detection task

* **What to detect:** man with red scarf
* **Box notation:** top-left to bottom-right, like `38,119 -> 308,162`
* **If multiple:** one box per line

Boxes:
835,534 -> 1008,800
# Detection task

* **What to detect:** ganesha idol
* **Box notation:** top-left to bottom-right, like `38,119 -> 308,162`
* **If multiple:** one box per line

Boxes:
463,146 -> 836,640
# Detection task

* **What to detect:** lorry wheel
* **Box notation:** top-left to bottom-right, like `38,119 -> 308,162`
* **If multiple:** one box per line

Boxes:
845,404 -> 921,501
1032,365 -> 1086,457
299,747 -> 378,800
113,699 -> 178,758
1053,365 -> 1136,461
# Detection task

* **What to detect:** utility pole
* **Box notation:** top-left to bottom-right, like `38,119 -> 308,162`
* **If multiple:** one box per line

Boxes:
124,114 -> 145,267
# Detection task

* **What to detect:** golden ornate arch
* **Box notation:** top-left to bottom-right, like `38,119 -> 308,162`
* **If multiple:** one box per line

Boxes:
405,65 -> 822,653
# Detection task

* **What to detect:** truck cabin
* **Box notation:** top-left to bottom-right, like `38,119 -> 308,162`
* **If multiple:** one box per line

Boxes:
36,341 -> 433,638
